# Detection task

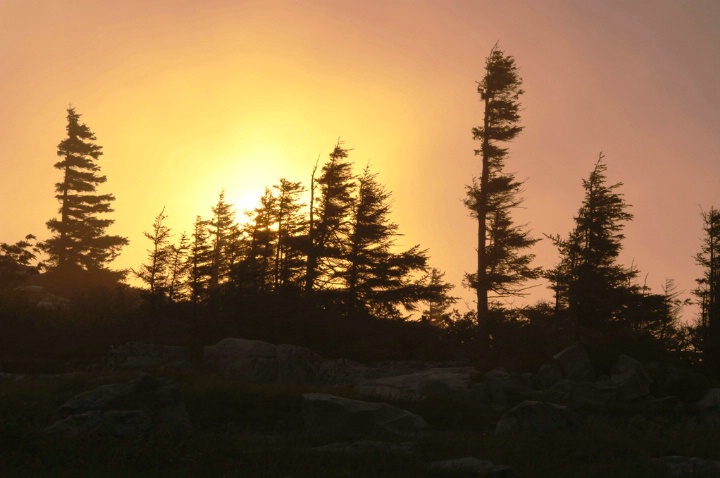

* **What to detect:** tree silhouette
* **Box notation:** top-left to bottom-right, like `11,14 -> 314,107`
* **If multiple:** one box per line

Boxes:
547,155 -> 636,333
345,164 -> 434,317
467,44 -> 538,333
208,191 -> 239,299
166,232 -> 190,303
188,215 -> 212,306
43,107 -> 127,271
272,178 -> 307,292
133,208 -> 171,308
693,206 -> 720,368
306,141 -> 356,293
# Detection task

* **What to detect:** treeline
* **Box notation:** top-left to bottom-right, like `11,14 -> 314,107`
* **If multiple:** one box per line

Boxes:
134,143 -> 454,320
1,46 -> 720,374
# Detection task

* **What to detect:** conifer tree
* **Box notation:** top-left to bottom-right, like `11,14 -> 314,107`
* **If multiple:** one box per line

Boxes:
188,216 -> 212,306
134,208 -> 172,307
693,206 -> 720,366
272,178 -> 307,292
421,268 -> 457,327
242,188 -> 277,293
547,155 -> 636,331
44,107 -> 127,270
306,141 -> 356,292
345,165 -> 438,318
208,191 -> 239,297
167,232 -> 190,303
467,44 -> 538,329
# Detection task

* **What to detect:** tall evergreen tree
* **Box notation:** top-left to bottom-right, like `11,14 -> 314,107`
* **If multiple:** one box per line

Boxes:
421,268 -> 457,327
242,188 -> 277,293
693,206 -> 720,367
306,141 -> 356,292
547,155 -> 636,332
133,208 -> 172,307
272,178 -> 307,292
345,165 -> 439,318
188,215 -> 212,306
166,232 -> 190,303
44,107 -> 127,270
467,44 -> 538,330
208,191 -> 239,297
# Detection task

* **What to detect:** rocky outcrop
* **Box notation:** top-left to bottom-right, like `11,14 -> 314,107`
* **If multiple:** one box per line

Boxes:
552,343 -> 595,382
484,368 -> 534,407
312,440 -> 414,455
355,367 -> 478,401
430,457 -> 518,477
46,373 -> 190,437
611,354 -> 651,401
652,456 -> 720,477
495,400 -> 583,434
302,393 -> 427,439
102,342 -> 192,370
203,338 -> 323,385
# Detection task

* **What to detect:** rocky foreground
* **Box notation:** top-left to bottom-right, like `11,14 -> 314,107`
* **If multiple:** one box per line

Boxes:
3,339 -> 720,477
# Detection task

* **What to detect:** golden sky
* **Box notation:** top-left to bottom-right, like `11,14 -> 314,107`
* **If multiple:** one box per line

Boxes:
1,0 -> 719,315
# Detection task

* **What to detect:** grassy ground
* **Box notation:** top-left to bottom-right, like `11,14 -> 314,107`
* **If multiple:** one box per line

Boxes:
2,370 -> 719,477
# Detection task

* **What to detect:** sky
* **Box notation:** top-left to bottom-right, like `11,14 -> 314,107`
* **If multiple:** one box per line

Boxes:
1,0 -> 719,318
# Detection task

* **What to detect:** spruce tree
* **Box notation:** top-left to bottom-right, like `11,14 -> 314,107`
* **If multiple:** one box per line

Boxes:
547,154 -> 636,332
306,141 -> 356,292
44,107 -> 127,270
345,164 -> 438,318
188,216 -> 212,306
242,188 -> 277,293
208,191 -> 239,297
133,208 -> 172,307
272,178 -> 307,292
467,44 -> 539,329
166,232 -> 190,303
693,206 -> 720,367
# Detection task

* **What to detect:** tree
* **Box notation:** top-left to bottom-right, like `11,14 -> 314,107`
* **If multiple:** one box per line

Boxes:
241,188 -> 277,293
0,234 -> 43,289
306,141 -> 356,293
166,232 -> 190,303
421,267 -> 457,327
345,164 -> 435,317
44,107 -> 127,271
272,178 -> 307,292
467,44 -> 538,330
693,206 -> 720,367
546,155 -> 636,333
188,215 -> 212,306
133,208 -> 172,307
208,191 -> 239,298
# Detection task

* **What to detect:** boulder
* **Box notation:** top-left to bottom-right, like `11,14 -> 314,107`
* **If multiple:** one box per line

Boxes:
46,410 -> 153,438
548,379 -> 618,409
652,456 -> 720,477
355,367 -> 478,401
533,363 -> 563,390
48,373 -> 190,436
495,400 -> 583,434
611,354 -> 651,401
312,440 -> 414,455
694,388 -> 720,411
203,338 -> 322,385
317,358 -> 373,387
484,368 -> 534,406
430,457 -> 517,477
302,393 -> 427,439
102,342 -> 192,370
553,343 -> 595,382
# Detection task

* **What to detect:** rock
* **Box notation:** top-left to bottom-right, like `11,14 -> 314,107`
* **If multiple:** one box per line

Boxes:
645,395 -> 679,413
546,379 -> 618,409
647,363 -> 691,398
355,367 -> 478,401
553,343 -> 595,382
317,358 -> 373,387
484,368 -> 534,407
46,410 -> 153,438
611,354 -> 651,401
302,393 -> 427,439
652,456 -> 720,477
312,440 -> 414,455
203,338 -> 323,385
48,373 -> 190,436
102,342 -> 192,370
495,400 -> 583,434
429,457 -> 518,477
694,388 -> 720,411
533,363 -> 563,390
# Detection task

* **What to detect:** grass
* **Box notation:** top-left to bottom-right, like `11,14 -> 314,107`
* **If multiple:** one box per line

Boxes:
2,370 -> 720,477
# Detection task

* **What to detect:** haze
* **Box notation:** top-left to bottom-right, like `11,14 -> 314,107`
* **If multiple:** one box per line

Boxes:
2,0 -> 719,315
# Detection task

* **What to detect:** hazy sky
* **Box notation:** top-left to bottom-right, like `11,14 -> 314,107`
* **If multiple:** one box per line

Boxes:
1,0 -> 719,317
